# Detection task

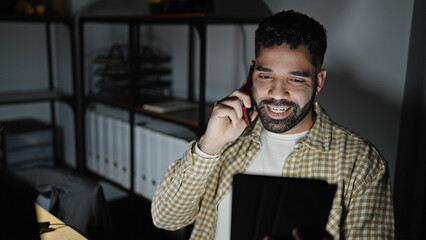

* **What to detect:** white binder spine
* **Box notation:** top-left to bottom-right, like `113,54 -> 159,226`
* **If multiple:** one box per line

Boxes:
112,118 -> 122,183
96,113 -> 105,176
134,125 -> 143,195
86,111 -> 93,171
122,120 -> 131,189
104,116 -> 114,180
89,111 -> 98,173
148,129 -> 159,200
140,126 -> 152,199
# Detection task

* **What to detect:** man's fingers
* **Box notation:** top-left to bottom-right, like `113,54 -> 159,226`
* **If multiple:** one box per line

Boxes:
218,89 -> 253,118
216,96 -> 245,120
228,89 -> 252,109
213,102 -> 243,128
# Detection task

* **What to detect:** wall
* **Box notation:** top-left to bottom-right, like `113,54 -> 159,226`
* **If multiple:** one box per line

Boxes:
394,0 -> 426,237
0,22 -> 52,123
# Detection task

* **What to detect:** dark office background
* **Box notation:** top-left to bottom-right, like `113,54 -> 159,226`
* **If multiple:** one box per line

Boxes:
0,0 -> 425,239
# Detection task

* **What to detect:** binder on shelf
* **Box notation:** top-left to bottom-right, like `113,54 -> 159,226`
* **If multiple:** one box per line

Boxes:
85,111 -> 93,172
155,130 -> 170,199
167,134 -> 189,170
108,116 -> 118,181
89,111 -> 98,172
96,113 -> 105,177
132,114 -> 196,200
144,126 -> 191,200
148,129 -> 160,199
159,133 -> 189,187
121,119 -> 131,189
140,125 -> 152,199
135,112 -> 155,198
104,116 -> 114,180
113,117 -> 123,187
157,133 -> 173,191
134,125 -> 143,196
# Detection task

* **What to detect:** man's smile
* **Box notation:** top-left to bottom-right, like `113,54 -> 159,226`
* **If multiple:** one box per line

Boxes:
265,105 -> 293,119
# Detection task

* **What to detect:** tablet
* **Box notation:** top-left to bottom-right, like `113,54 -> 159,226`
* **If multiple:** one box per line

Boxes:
231,174 -> 337,240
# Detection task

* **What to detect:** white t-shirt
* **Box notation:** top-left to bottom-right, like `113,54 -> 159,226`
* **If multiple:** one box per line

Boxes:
212,128 -> 307,240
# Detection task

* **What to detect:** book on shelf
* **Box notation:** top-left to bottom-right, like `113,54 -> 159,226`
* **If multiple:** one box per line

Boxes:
142,100 -> 197,113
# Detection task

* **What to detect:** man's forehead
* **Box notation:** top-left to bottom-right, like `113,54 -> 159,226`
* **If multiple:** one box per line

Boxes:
256,45 -> 315,73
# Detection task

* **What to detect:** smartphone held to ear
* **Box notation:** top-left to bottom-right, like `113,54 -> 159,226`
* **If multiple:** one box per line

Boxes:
242,104 -> 252,126
242,64 -> 255,126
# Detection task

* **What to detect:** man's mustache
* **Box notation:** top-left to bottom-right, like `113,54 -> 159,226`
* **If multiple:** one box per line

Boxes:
259,99 -> 299,109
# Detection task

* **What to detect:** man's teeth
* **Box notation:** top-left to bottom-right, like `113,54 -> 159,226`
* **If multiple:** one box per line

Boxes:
270,106 -> 288,113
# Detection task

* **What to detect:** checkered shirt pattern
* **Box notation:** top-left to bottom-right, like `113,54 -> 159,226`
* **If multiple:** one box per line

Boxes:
151,102 -> 395,240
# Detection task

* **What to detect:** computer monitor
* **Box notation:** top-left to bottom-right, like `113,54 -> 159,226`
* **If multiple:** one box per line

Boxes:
0,169 -> 40,240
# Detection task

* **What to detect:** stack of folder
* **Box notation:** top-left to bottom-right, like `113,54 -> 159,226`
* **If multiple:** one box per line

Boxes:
1,118 -> 56,172
86,106 -> 196,199
134,122 -> 193,199
86,110 -> 131,189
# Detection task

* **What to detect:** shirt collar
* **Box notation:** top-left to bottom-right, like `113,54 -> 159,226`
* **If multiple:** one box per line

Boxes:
301,102 -> 332,151
244,101 -> 332,151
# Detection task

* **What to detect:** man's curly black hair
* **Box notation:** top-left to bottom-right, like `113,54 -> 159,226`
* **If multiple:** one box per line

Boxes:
255,10 -> 327,70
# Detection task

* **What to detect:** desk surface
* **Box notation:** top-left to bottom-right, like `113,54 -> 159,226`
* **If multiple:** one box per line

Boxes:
35,203 -> 87,240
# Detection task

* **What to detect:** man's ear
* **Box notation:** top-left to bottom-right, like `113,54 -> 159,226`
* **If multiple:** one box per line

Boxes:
315,68 -> 327,95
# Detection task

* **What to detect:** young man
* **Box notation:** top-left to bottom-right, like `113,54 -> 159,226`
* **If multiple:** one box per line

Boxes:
151,10 -> 394,240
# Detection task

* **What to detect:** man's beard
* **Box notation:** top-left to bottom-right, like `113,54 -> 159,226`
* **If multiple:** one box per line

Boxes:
255,94 -> 315,133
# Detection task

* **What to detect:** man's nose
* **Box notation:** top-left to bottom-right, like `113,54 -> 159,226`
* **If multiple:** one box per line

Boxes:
268,79 -> 290,99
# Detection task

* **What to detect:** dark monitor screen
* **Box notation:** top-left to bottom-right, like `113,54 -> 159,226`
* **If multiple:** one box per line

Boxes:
0,169 -> 40,240
231,174 -> 337,240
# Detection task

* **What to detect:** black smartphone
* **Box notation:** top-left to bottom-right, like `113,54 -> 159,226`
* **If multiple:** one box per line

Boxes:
242,64 -> 255,126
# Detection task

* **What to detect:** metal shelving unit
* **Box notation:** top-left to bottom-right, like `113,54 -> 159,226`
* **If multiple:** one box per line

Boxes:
0,14 -> 78,169
78,13 -> 263,194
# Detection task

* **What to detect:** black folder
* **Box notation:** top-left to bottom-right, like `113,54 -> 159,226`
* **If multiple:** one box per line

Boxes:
231,174 -> 337,240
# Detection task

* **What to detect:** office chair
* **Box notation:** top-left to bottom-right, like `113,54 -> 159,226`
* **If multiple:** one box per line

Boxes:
15,166 -> 115,240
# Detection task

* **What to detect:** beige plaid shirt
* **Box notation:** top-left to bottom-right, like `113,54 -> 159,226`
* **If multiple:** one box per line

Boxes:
151,102 -> 395,240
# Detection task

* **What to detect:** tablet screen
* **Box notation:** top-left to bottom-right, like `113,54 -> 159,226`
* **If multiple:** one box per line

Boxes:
231,174 -> 337,240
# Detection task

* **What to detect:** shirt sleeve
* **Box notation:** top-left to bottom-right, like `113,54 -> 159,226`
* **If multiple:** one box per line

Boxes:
341,145 -> 395,239
151,140 -> 220,230
194,141 -> 219,159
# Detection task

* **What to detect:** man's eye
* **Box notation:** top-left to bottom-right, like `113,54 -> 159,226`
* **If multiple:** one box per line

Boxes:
290,78 -> 304,83
259,74 -> 272,79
